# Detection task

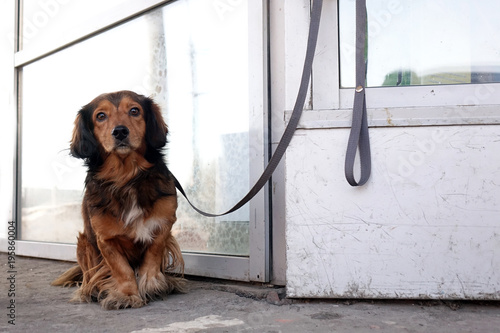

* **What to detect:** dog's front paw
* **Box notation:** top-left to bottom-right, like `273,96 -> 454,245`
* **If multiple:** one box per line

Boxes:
138,271 -> 172,301
100,291 -> 146,310
138,270 -> 187,301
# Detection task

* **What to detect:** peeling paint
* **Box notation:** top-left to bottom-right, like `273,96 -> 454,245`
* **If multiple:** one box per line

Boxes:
285,126 -> 500,300
385,108 -> 394,126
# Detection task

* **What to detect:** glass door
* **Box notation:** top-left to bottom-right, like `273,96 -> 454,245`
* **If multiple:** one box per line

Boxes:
14,0 -> 269,282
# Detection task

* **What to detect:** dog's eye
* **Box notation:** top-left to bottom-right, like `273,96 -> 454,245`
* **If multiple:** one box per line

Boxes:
129,107 -> 140,117
96,112 -> 107,122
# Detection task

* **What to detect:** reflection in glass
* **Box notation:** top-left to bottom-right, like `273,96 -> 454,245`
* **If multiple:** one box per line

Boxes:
21,0 -> 250,255
339,0 -> 500,87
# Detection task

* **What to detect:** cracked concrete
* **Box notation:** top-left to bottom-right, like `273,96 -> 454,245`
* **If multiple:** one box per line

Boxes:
1,254 -> 499,332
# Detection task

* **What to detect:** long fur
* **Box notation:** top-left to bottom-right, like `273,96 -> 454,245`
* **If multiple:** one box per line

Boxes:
51,91 -> 185,309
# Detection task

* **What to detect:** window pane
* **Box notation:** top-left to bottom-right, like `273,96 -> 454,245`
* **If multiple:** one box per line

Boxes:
20,0 -> 166,51
339,0 -> 500,87
21,0 -> 250,255
21,0 -> 126,50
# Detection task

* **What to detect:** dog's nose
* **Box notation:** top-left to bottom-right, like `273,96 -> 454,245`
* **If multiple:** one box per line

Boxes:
112,126 -> 129,141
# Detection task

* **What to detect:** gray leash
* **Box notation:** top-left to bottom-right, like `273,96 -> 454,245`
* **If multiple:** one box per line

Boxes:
344,0 -> 371,186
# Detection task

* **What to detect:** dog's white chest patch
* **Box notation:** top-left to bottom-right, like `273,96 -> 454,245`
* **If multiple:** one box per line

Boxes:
121,195 -> 163,243
134,217 -> 162,243
123,200 -> 143,226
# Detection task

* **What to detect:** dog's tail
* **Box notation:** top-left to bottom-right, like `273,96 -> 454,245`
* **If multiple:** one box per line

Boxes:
51,265 -> 83,287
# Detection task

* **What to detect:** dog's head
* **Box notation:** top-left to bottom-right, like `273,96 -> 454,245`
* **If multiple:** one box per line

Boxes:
70,91 -> 167,161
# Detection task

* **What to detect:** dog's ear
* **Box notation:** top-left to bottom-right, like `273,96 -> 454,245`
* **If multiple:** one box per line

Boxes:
70,108 -> 98,159
144,98 -> 168,149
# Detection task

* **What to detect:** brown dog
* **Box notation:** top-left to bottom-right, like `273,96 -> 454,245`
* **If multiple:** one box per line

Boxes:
52,91 -> 185,309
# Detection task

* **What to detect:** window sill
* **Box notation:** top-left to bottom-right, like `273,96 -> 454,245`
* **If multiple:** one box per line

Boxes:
285,105 -> 500,129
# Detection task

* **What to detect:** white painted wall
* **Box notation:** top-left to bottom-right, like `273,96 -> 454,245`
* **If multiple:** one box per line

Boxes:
285,125 -> 500,299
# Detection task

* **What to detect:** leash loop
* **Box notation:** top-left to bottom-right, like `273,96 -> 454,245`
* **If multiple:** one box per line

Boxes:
344,0 -> 371,186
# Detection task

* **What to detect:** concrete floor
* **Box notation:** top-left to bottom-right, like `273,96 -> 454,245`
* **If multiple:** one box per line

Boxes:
1,253 -> 499,333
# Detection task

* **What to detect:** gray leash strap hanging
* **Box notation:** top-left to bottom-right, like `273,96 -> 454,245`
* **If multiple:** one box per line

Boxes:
174,0 -> 324,217
344,0 -> 371,186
